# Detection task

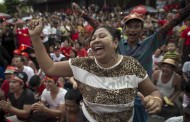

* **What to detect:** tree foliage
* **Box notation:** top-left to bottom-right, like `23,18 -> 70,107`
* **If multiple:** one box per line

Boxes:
4,0 -> 20,14
0,3 -> 7,13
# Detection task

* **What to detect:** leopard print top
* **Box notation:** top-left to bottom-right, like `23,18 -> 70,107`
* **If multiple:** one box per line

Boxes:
69,56 -> 147,122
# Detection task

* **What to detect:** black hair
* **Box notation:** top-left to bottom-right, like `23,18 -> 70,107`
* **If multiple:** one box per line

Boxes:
60,57 -> 68,61
29,75 -> 41,88
65,89 -> 83,105
91,25 -> 121,42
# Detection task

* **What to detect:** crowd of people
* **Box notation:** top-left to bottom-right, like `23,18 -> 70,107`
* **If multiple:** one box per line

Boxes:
0,0 -> 190,122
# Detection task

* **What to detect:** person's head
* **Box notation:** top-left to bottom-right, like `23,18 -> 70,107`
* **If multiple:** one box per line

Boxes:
166,13 -> 174,22
63,39 -> 70,47
13,49 -> 21,57
154,48 -> 162,57
183,104 -> 190,122
49,45 -> 54,53
53,46 -> 61,56
185,17 -> 190,26
70,49 -> 77,58
15,20 -> 25,28
43,75 -> 59,91
4,66 -> 17,79
161,59 -> 176,76
74,42 -> 83,50
87,48 -> 93,56
8,72 -> 28,93
29,75 -> 41,92
14,56 -> 25,68
65,89 -> 82,113
124,12 -> 144,44
167,42 -> 177,52
21,52 -> 29,62
90,26 -> 121,61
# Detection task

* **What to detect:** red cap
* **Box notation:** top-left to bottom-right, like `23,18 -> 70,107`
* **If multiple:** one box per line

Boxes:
44,75 -> 59,83
13,49 -> 21,55
21,52 -> 29,59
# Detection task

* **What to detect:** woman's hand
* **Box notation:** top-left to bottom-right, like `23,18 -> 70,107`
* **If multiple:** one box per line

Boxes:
138,92 -> 162,114
28,19 -> 44,42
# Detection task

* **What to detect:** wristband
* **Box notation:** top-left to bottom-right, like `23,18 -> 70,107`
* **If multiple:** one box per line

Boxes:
153,96 -> 162,103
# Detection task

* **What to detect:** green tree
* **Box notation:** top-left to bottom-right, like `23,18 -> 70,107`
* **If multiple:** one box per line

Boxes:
0,3 -> 7,13
4,0 -> 20,14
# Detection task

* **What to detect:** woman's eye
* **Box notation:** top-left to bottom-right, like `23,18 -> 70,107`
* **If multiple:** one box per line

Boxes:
99,34 -> 106,38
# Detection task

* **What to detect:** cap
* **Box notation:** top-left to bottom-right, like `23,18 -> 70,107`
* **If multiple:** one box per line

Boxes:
21,52 -> 29,59
44,74 -> 59,83
5,66 -> 17,74
14,72 -> 28,83
13,49 -> 21,55
161,58 -> 176,67
124,12 -> 144,24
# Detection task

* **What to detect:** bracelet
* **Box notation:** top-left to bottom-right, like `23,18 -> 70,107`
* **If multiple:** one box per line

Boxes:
153,97 -> 162,103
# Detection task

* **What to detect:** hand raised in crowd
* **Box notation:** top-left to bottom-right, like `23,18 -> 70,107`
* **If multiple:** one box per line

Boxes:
138,92 -> 162,114
0,99 -> 12,112
31,101 -> 46,112
28,19 -> 44,41
72,2 -> 84,16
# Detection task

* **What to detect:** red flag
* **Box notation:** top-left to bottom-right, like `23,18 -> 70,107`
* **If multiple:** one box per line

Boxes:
19,44 -> 28,51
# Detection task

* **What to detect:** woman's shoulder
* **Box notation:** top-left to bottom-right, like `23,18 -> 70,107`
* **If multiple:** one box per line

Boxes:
70,57 -> 94,66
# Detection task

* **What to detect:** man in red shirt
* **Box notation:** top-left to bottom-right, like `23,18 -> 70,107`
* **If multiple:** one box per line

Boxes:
179,18 -> 190,65
13,20 -> 31,49
75,42 -> 87,57
0,66 -> 17,100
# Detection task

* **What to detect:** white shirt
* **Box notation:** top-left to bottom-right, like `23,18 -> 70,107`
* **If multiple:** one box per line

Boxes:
23,66 -> 35,82
42,25 -> 50,43
41,88 -> 67,109
50,53 -> 65,62
165,116 -> 183,122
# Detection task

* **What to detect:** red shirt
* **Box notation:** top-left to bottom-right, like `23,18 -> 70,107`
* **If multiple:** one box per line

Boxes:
158,20 -> 173,35
181,26 -> 190,45
71,32 -> 79,41
61,46 -> 72,58
77,48 -> 87,57
16,27 -> 32,47
1,80 -> 9,99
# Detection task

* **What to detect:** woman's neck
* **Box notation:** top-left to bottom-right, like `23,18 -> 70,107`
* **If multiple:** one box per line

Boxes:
96,54 -> 121,68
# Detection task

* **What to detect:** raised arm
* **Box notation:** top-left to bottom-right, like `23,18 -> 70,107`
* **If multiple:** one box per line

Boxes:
28,19 -> 73,77
158,1 -> 190,36
72,2 -> 102,29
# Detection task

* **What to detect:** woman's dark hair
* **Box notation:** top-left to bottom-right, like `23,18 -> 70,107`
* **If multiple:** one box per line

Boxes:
91,26 -> 121,42
65,89 -> 83,105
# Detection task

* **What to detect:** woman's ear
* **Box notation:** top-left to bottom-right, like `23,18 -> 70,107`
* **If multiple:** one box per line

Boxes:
113,38 -> 119,48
